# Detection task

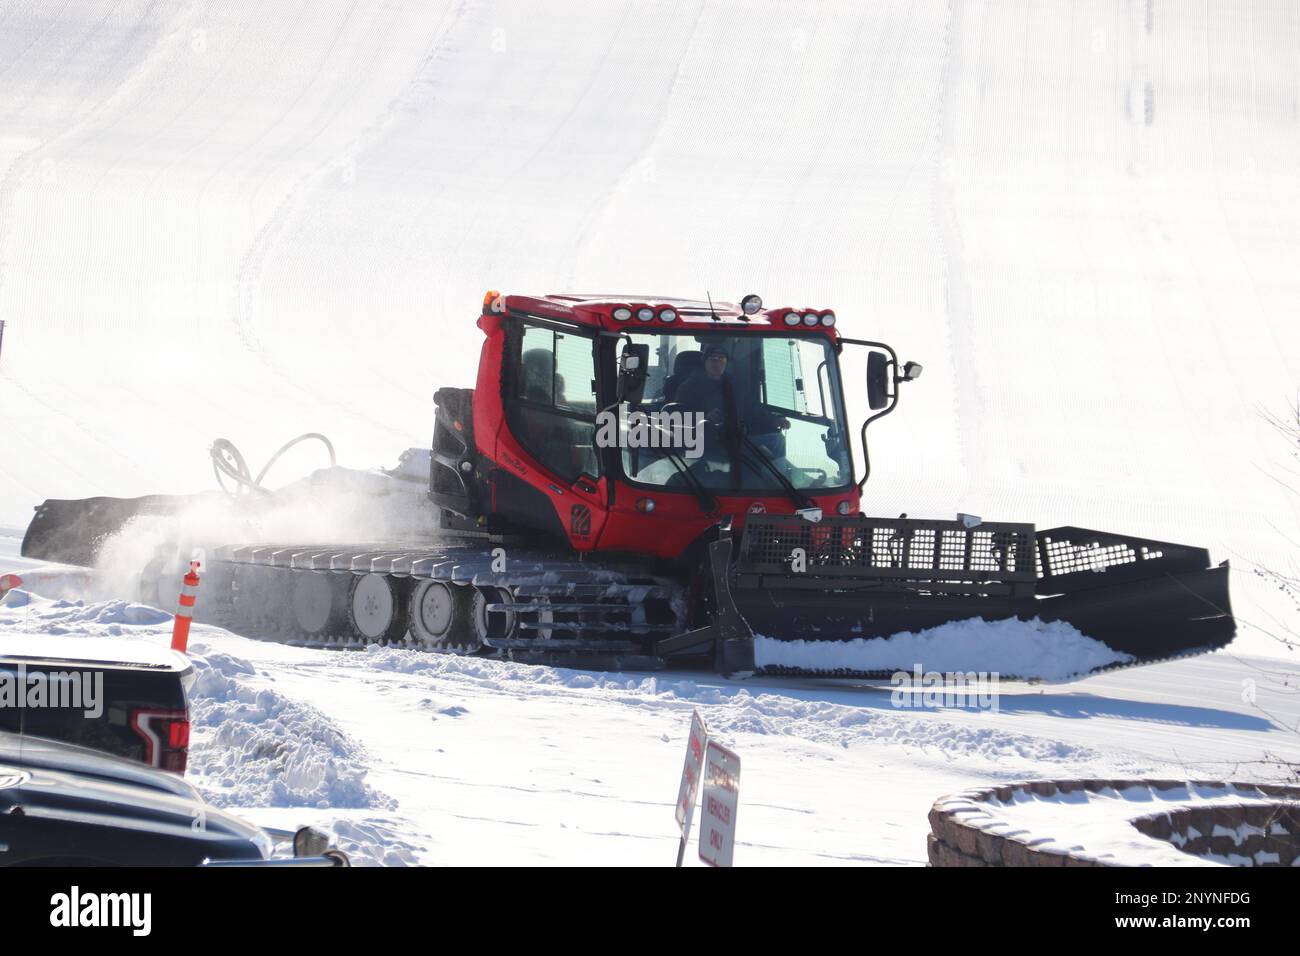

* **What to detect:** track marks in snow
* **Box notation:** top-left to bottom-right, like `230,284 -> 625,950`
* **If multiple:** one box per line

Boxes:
327,645 -> 1103,766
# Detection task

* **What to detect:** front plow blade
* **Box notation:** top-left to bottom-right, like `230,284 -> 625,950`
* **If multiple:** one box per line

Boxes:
1034,526 -> 1233,661
730,514 -> 1235,680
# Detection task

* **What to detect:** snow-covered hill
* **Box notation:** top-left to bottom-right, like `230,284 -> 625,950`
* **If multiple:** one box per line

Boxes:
1,2 -> 1296,656
1,1 -> 1298,865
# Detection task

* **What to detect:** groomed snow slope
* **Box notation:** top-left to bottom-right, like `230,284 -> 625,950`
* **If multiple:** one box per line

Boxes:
0,1 -> 1296,654
0,2 -> 1299,868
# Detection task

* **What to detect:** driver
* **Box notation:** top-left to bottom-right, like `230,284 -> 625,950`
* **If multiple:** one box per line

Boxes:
675,344 -> 790,437
673,344 -> 732,425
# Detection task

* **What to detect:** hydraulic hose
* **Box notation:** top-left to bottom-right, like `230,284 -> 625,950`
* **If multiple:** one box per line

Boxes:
210,433 -> 337,497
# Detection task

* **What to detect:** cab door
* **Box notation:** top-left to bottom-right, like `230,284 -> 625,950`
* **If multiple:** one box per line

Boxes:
501,321 -> 609,549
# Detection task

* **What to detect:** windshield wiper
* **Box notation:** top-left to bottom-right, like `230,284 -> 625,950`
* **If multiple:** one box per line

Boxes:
733,432 -> 816,512
660,449 -> 718,514
716,380 -> 815,513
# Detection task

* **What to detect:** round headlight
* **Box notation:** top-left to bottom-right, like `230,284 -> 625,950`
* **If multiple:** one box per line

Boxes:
836,500 -> 853,516
637,307 -> 655,322
659,308 -> 677,322
740,294 -> 763,315
802,312 -> 819,327
612,307 -> 632,321
784,312 -> 802,326
820,312 -> 836,327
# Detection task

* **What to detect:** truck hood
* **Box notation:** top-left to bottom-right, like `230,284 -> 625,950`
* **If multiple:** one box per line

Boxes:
0,633 -> 190,673
0,732 -> 270,864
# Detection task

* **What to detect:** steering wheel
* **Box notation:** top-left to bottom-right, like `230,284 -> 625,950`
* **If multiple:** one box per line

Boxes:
800,467 -> 830,487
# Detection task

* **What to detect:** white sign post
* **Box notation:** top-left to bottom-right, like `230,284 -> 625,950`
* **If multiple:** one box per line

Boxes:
674,709 -> 708,867
698,739 -> 741,868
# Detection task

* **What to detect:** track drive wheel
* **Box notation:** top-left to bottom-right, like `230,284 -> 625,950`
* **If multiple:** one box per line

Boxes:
291,572 -> 345,638
346,573 -> 409,644
408,580 -> 480,654
233,566 -> 290,631
472,586 -> 516,644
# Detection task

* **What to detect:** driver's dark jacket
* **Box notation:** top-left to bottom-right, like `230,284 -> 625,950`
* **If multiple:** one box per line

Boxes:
674,370 -> 780,433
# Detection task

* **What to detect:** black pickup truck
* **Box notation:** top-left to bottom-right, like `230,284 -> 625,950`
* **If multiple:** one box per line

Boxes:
0,634 -> 193,772
0,732 -> 348,866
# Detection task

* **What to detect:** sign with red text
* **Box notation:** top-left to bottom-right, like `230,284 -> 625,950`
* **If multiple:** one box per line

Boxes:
675,710 -> 707,840
698,739 -> 740,867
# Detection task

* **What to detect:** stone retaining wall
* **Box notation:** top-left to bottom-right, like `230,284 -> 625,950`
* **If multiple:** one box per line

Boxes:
928,779 -> 1300,867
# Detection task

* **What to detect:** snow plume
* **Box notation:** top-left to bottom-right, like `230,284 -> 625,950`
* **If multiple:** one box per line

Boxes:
93,461 -> 441,600
185,642 -> 393,811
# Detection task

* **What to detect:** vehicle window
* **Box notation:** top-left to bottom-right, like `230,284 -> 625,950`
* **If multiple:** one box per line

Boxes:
512,325 -> 600,482
615,331 -> 852,492
762,338 -> 826,416
762,338 -> 802,412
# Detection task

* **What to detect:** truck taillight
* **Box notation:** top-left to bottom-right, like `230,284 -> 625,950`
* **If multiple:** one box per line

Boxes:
130,708 -> 191,774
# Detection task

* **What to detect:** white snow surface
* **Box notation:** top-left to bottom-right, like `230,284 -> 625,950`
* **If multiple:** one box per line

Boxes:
2,553 -> 1299,866
755,617 -> 1134,680
1,2 -> 1299,865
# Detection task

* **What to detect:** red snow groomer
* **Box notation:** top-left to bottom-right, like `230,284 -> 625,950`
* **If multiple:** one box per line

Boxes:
22,292 -> 1235,679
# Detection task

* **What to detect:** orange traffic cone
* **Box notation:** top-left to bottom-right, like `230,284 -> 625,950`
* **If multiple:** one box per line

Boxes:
170,562 -> 201,653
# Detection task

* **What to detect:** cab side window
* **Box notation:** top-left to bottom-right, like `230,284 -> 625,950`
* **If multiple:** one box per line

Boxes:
510,325 -> 600,482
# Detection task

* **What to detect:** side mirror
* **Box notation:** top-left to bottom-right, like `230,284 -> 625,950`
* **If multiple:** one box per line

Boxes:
617,343 -> 650,405
293,826 -> 331,858
866,350 -> 890,410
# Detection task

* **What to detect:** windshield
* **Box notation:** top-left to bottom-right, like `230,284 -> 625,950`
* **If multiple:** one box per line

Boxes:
614,331 -> 853,493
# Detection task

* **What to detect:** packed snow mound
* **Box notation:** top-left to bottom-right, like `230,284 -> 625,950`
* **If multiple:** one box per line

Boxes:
0,593 -> 393,813
328,819 -> 424,868
0,591 -> 180,662
0,593 -> 170,627
754,617 -> 1134,681
48,600 -> 172,627
185,642 -> 393,811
